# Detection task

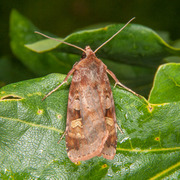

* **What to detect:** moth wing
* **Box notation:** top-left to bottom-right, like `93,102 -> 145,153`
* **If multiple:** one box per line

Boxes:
65,74 -> 109,162
100,74 -> 117,159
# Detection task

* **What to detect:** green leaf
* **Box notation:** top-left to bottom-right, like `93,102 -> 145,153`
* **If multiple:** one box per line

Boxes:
0,63 -> 179,179
0,56 -> 35,87
10,10 -> 79,76
26,22 -> 180,68
25,38 -> 63,53
149,63 -> 180,104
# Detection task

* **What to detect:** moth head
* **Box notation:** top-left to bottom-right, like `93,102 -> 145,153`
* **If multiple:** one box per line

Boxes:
80,46 -> 96,60
84,46 -> 95,57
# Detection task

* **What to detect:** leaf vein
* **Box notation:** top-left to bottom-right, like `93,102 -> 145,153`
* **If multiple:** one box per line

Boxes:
0,116 -> 63,133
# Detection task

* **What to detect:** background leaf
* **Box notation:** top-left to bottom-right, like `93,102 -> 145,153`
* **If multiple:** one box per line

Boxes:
10,10 -> 79,77
0,56 -> 35,88
27,23 -> 180,67
149,63 -> 180,103
0,63 -> 179,179
10,10 -> 180,97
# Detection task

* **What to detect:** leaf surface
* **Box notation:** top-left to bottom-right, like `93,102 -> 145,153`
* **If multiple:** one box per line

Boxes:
0,63 -> 179,179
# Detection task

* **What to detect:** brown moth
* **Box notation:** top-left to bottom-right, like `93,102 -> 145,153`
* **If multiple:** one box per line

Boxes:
36,17 -> 139,162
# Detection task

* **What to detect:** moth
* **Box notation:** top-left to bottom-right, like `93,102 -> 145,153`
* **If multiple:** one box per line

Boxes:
36,17 -> 139,162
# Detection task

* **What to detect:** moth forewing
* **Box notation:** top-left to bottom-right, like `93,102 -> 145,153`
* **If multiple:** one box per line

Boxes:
100,82 -> 118,160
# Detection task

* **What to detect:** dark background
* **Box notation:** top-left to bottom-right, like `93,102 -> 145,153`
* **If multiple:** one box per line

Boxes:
0,0 -> 180,86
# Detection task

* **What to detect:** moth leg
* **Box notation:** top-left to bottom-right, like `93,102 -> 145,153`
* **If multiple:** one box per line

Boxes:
42,67 -> 76,101
57,131 -> 66,144
116,123 -> 123,134
106,69 -> 140,97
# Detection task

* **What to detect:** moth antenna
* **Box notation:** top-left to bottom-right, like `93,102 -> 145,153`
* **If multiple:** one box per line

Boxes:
34,31 -> 86,53
94,17 -> 135,53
